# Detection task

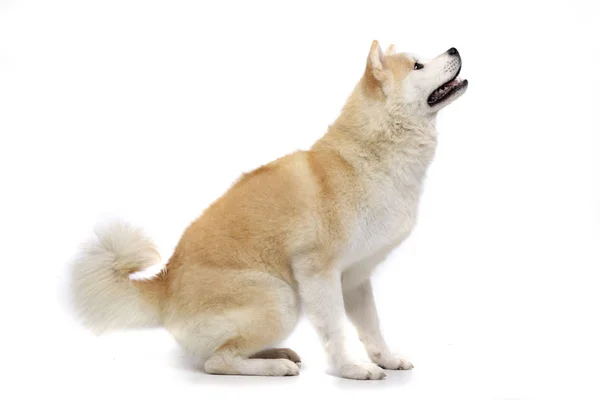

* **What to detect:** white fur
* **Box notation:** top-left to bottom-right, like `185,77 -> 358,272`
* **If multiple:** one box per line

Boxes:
344,279 -> 413,370
69,220 -> 163,334
292,260 -> 387,380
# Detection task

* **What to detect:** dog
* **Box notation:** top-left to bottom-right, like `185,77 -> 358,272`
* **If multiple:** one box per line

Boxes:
69,40 -> 468,380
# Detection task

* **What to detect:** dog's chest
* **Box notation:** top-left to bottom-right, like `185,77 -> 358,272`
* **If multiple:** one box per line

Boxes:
336,173 -> 423,271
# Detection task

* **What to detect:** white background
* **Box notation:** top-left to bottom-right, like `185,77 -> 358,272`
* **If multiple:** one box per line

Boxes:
1,1 -> 598,399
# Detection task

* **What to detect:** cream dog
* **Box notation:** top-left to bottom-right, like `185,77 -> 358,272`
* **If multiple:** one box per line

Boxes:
70,40 -> 468,380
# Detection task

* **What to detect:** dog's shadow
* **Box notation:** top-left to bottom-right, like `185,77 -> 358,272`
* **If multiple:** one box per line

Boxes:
329,368 -> 414,389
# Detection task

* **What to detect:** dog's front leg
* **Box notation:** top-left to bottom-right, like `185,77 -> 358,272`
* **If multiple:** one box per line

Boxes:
295,261 -> 386,380
343,279 -> 414,370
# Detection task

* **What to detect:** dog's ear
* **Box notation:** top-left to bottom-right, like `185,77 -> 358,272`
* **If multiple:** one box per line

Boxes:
367,40 -> 385,75
385,44 -> 396,56
366,40 -> 393,94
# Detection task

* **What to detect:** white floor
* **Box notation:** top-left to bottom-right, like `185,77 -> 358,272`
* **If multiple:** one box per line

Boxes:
24,313 -> 600,400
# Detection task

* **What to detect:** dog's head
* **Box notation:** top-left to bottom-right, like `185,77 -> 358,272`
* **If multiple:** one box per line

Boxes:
364,41 -> 468,118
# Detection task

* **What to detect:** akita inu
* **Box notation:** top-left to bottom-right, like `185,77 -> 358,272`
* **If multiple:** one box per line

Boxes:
70,40 -> 468,380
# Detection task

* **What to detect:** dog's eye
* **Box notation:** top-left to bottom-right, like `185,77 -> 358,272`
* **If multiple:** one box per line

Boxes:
414,63 -> 424,70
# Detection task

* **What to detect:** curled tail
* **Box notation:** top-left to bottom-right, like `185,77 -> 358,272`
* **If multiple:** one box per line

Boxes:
69,220 -> 166,334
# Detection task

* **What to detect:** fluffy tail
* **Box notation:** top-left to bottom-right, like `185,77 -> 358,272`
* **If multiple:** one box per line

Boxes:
69,220 -> 166,334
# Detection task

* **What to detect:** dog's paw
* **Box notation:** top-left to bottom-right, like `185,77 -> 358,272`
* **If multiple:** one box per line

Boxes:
371,352 -> 414,370
271,359 -> 301,376
338,362 -> 387,380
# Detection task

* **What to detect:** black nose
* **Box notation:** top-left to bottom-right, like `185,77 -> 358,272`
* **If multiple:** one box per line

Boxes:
448,47 -> 459,55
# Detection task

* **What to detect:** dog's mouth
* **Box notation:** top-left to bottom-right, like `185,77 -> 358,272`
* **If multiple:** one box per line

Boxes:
427,70 -> 468,106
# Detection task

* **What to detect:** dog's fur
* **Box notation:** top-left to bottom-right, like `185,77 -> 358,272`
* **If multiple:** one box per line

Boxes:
70,41 -> 467,380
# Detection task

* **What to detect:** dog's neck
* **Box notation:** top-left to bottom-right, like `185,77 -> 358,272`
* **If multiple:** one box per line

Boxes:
312,80 -> 438,175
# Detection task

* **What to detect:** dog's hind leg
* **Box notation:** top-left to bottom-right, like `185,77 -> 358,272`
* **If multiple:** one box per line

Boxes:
202,297 -> 300,376
205,346 -> 299,377
165,270 -> 300,377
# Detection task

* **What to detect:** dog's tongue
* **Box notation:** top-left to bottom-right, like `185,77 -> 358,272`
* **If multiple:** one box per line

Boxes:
445,78 -> 461,88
